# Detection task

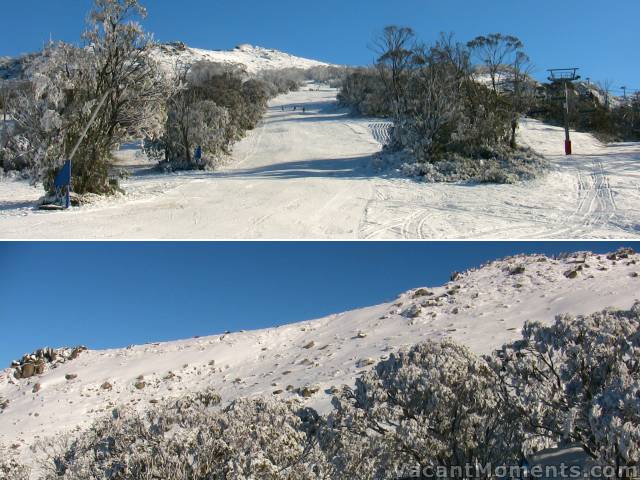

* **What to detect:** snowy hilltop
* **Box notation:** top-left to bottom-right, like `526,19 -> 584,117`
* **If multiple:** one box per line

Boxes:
152,42 -> 333,75
1,248 -> 638,459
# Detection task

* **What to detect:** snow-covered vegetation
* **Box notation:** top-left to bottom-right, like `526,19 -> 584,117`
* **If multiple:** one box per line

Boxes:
1,0 -> 166,194
531,81 -> 640,143
338,28 -> 544,183
0,0 -> 346,194
30,396 -> 328,480
339,27 -> 639,184
1,249 -> 639,478
2,302 -> 638,479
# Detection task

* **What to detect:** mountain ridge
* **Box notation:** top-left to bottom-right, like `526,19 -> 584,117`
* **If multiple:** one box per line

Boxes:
0,42 -> 334,82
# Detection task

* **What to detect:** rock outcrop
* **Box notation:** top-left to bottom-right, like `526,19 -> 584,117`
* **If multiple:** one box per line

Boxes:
11,346 -> 87,380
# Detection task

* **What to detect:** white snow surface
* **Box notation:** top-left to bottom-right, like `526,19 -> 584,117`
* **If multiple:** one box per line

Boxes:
1,250 -> 639,456
1,87 -> 640,239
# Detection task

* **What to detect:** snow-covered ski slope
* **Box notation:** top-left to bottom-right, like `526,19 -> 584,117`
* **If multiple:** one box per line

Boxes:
1,250 -> 638,454
361,119 -> 640,239
0,87 -> 639,239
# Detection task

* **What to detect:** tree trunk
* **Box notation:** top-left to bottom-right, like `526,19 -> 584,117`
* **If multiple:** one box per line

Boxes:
510,119 -> 518,149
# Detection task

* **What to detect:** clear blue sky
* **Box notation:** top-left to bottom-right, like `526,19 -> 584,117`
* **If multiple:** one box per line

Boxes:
0,241 -> 636,366
0,0 -> 637,95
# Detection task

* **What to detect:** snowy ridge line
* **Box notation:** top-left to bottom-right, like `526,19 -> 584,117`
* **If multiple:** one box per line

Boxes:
0,43 -> 334,82
1,249 -> 639,458
150,43 -> 332,76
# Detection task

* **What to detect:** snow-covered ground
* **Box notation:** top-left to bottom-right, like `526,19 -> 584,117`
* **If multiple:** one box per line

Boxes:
1,249 -> 638,457
1,87 -> 639,239
363,119 -> 640,239
152,43 -> 332,75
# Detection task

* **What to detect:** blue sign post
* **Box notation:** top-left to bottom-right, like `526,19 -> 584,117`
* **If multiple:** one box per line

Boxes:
54,160 -> 72,209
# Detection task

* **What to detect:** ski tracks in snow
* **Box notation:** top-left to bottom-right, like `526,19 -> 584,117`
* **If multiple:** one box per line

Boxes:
367,122 -> 393,146
358,129 -> 638,239
1,89 -> 639,239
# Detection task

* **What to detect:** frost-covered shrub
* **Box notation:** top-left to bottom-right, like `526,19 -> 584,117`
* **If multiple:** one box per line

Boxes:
327,339 -> 523,479
37,392 -> 328,480
0,444 -> 30,480
392,37 -> 515,165
163,96 -> 230,169
156,61 -> 271,170
378,147 -> 544,183
337,68 -> 390,116
259,68 -> 306,96
492,303 -> 640,470
304,66 -> 348,88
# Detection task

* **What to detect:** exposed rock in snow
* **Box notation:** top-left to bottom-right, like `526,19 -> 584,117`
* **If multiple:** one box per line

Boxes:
10,346 -> 87,380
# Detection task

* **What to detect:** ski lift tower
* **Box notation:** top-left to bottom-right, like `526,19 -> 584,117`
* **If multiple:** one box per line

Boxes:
548,68 -> 580,155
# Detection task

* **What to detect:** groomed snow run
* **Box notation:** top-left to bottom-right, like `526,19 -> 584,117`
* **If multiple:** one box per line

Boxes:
1,250 -> 638,457
0,87 -> 639,239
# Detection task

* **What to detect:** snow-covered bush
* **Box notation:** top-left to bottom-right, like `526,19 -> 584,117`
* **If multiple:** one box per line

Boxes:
375,146 -> 544,184
337,67 -> 389,116
327,339 -> 523,479
37,392 -> 328,480
304,66 -> 348,88
492,303 -> 640,470
259,68 -> 306,96
4,0 -> 167,194
162,95 -> 230,169
392,35 -> 517,163
155,61 -> 271,170
0,443 -> 30,480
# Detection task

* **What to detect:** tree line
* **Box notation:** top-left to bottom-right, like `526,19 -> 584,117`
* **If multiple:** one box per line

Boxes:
339,28 -> 537,171
338,26 -> 639,177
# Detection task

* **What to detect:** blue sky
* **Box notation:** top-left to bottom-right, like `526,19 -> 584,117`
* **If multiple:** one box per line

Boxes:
0,0 -> 637,95
0,241 -> 636,366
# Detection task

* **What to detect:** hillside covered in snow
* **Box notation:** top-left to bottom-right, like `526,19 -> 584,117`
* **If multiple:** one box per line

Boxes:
0,42 -> 333,82
152,42 -> 332,75
1,248 -> 638,458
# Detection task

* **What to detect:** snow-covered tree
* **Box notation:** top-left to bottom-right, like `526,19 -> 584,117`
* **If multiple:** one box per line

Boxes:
155,60 -> 272,170
328,339 -> 524,479
258,67 -> 305,96
336,68 -> 389,116
373,26 -> 416,117
4,44 -> 83,183
154,63 -> 230,168
502,51 -> 536,148
394,34 -> 512,162
492,303 -> 640,473
467,34 -> 524,94
6,0 -> 166,194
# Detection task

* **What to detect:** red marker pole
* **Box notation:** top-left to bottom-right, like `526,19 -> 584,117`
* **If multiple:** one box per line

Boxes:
564,82 -> 572,155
